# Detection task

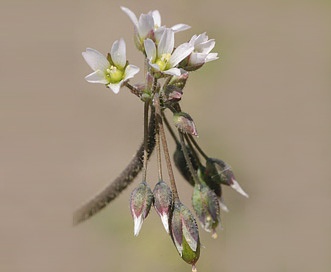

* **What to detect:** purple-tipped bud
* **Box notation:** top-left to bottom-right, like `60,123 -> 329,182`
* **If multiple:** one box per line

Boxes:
153,180 -> 173,233
129,181 -> 154,236
163,85 -> 183,103
173,112 -> 198,136
170,200 -> 200,267
192,182 -> 221,236
206,158 -> 249,198
173,144 -> 199,186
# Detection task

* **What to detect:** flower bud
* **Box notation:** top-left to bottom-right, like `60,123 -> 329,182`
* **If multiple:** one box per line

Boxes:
163,84 -> 183,104
170,200 -> 200,268
198,167 -> 229,213
192,182 -> 221,237
153,180 -> 173,233
173,144 -> 199,186
168,70 -> 189,90
206,158 -> 249,198
129,181 -> 154,236
173,112 -> 198,136
179,33 -> 218,71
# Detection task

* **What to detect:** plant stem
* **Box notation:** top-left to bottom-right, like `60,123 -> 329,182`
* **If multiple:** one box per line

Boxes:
162,111 -> 180,145
155,117 -> 163,181
142,101 -> 150,181
124,82 -> 142,98
184,134 -> 203,168
178,131 -> 201,185
154,93 -> 179,201
188,134 -> 208,160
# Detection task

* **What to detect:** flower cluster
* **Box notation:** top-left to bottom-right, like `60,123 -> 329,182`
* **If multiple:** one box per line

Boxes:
80,6 -> 247,272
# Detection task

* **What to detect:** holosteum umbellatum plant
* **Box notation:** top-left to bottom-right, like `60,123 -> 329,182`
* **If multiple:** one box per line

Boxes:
73,6 -> 249,272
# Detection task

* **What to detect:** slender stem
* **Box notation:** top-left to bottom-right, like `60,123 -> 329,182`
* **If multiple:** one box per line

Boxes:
152,75 -> 158,94
142,101 -> 150,181
162,111 -> 180,145
163,75 -> 172,88
155,116 -> 163,181
184,134 -> 203,168
178,131 -> 201,185
154,93 -> 180,200
188,134 -> 208,160
124,82 -> 142,98
73,108 -> 156,225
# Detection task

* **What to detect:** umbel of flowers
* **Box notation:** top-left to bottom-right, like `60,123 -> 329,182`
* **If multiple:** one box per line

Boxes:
75,6 -> 248,272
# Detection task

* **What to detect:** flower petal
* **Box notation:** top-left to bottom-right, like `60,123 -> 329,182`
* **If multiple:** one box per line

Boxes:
160,213 -> 170,233
151,10 -> 161,28
219,197 -> 229,212
169,43 -> 194,67
149,62 -> 161,72
84,70 -> 108,84
189,34 -> 198,44
111,39 -> 126,69
121,6 -> 138,29
154,26 -> 166,43
82,48 -> 109,72
194,33 -> 208,45
108,82 -> 122,94
195,39 -> 215,54
144,39 -> 156,62
133,214 -> 144,236
171,23 -> 191,33
163,67 -> 181,76
158,28 -> 174,56
189,53 -> 208,66
230,178 -> 249,198
205,53 -> 219,62
124,64 -> 140,80
138,13 -> 154,38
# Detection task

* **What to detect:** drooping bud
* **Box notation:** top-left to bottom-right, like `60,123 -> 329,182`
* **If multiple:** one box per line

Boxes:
198,167 -> 229,212
198,166 -> 221,197
153,180 -> 173,233
206,158 -> 249,198
170,200 -> 200,268
173,143 -> 199,186
192,182 -> 221,237
173,112 -> 198,136
129,181 -> 154,236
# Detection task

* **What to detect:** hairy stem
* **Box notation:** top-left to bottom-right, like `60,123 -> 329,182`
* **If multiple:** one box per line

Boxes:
184,134 -> 203,168
162,111 -> 180,145
154,94 -> 180,201
124,82 -> 142,98
73,109 -> 155,225
179,131 -> 200,185
188,134 -> 208,160
155,115 -> 163,181
142,101 -> 150,181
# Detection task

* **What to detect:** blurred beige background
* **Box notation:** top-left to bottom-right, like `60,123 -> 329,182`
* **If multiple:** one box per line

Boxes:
1,0 -> 330,271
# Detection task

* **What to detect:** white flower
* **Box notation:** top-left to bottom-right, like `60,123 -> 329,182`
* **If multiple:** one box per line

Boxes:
82,38 -> 139,94
144,29 -> 194,76
181,33 -> 219,71
121,6 -> 190,51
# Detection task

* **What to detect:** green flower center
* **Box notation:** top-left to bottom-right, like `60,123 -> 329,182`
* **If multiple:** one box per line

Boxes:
105,66 -> 124,84
155,53 -> 171,71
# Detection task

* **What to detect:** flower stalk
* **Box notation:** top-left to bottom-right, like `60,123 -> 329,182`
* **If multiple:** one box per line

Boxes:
154,93 -> 180,201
